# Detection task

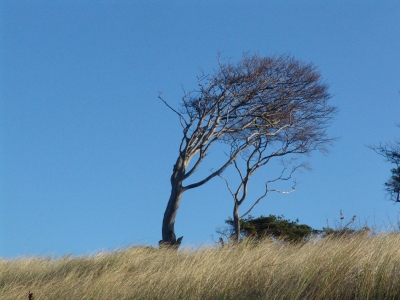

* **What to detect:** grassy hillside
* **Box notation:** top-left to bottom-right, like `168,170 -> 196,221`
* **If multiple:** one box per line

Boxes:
1,234 -> 400,299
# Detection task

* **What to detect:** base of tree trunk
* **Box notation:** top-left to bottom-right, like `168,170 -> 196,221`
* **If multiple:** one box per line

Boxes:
158,236 -> 183,250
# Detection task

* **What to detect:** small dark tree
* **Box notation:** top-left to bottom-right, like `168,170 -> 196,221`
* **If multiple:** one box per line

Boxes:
223,214 -> 313,243
369,125 -> 400,202
386,166 -> 400,202
159,53 -> 337,248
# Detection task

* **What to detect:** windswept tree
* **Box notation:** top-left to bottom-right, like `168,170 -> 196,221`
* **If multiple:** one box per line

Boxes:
159,53 -> 337,247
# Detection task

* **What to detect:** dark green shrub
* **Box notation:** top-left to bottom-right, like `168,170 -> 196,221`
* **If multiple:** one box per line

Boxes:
225,214 -> 313,243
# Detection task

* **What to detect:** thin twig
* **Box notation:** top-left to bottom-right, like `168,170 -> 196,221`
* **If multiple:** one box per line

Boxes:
158,92 -> 188,126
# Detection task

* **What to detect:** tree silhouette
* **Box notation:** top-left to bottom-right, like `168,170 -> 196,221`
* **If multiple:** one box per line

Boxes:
370,124 -> 400,202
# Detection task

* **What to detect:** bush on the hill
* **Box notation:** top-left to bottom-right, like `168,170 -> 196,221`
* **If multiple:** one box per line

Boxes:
223,214 -> 314,243
218,212 -> 371,244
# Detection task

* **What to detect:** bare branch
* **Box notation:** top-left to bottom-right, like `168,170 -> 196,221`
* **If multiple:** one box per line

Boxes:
158,92 -> 188,127
183,143 -> 251,190
183,148 -> 206,180
218,173 -> 236,201
240,184 -> 269,218
233,159 -> 244,182
239,163 -> 300,218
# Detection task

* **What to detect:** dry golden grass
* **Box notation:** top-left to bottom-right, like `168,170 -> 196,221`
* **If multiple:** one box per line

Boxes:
1,233 -> 400,299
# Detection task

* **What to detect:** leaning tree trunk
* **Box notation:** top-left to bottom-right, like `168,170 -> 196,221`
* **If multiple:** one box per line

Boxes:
233,202 -> 240,243
159,155 -> 187,249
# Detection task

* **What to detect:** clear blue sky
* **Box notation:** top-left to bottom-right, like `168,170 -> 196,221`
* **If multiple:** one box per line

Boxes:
1,1 -> 399,258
